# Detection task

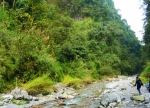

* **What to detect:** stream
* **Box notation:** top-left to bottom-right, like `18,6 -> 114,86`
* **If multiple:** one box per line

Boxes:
43,80 -> 105,108
2,75 -> 150,108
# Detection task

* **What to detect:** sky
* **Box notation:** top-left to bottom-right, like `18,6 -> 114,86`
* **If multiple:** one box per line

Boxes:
113,0 -> 145,41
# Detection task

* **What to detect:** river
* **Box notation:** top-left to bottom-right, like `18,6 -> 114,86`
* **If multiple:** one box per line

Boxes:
43,80 -> 105,108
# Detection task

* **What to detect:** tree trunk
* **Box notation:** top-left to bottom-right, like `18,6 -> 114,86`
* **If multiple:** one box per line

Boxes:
3,0 -> 5,10
13,0 -> 16,9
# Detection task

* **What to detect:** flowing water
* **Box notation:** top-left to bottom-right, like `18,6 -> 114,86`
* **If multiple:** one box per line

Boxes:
43,80 -> 105,108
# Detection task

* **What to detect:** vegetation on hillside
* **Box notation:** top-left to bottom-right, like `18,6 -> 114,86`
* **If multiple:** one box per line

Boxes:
0,0 -> 142,92
140,0 -> 150,81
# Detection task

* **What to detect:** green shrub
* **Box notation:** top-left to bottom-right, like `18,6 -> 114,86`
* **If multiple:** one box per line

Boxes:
23,74 -> 55,93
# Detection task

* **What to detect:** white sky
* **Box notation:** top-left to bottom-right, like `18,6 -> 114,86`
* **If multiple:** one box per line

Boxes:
113,0 -> 145,41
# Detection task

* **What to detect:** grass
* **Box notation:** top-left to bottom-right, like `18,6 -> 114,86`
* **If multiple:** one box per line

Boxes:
140,62 -> 150,84
23,74 -> 55,93
62,75 -> 83,89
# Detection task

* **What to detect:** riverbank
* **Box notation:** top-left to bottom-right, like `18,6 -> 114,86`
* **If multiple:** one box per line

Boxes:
1,75 -> 150,108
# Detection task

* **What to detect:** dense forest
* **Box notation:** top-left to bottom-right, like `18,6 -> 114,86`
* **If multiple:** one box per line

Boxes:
140,0 -> 150,80
0,0 -> 146,93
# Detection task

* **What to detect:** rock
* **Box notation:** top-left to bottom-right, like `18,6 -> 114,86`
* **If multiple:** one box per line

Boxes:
63,88 -> 75,95
144,100 -> 149,104
57,102 -> 66,106
105,82 -> 118,89
58,92 -> 68,99
133,95 -> 145,101
103,89 -> 111,94
57,100 -> 66,106
21,90 -> 32,101
53,83 -> 65,93
145,103 -> 150,108
0,101 -> 4,106
117,102 -> 125,107
10,87 -> 33,101
133,101 -> 139,105
2,94 -> 13,100
42,92 -> 50,96
72,93 -> 79,96
14,94 -> 23,100
98,105 -> 104,108
132,92 -> 139,96
143,93 -> 150,99
109,102 -> 117,107
139,103 -> 143,106
100,93 -> 123,107
121,87 -> 126,90
62,92 -> 68,98
32,97 -> 39,101
3,98 -> 10,103
130,96 -> 134,100
67,95 -> 74,99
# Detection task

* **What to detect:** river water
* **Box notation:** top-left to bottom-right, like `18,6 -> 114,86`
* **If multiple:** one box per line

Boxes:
43,80 -> 105,108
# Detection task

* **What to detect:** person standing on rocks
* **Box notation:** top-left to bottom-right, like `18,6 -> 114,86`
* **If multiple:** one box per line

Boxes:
134,74 -> 143,95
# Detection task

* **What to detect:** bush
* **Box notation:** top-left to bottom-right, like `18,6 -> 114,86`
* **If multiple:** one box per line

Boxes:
23,74 -> 54,93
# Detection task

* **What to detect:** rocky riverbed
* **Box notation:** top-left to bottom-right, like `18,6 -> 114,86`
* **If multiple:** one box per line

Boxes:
0,75 -> 150,108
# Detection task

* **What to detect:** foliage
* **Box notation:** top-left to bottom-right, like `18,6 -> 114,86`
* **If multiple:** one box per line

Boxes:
62,75 -> 82,86
0,0 -> 142,92
141,62 -> 150,77
140,62 -> 150,84
142,0 -> 150,61
23,74 -> 54,92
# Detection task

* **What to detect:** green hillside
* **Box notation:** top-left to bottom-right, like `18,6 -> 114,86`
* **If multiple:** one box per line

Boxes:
0,0 -> 142,92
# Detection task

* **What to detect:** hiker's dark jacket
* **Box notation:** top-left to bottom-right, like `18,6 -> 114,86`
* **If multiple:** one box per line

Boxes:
135,77 -> 143,89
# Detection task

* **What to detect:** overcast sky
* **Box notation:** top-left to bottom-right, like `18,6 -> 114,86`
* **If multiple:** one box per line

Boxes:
113,0 -> 145,41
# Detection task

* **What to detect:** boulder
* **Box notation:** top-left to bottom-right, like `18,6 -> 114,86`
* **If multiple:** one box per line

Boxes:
10,87 -> 33,101
100,93 -> 123,107
0,101 -> 4,106
53,83 -> 65,93
133,95 -> 145,101
2,94 -> 13,100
